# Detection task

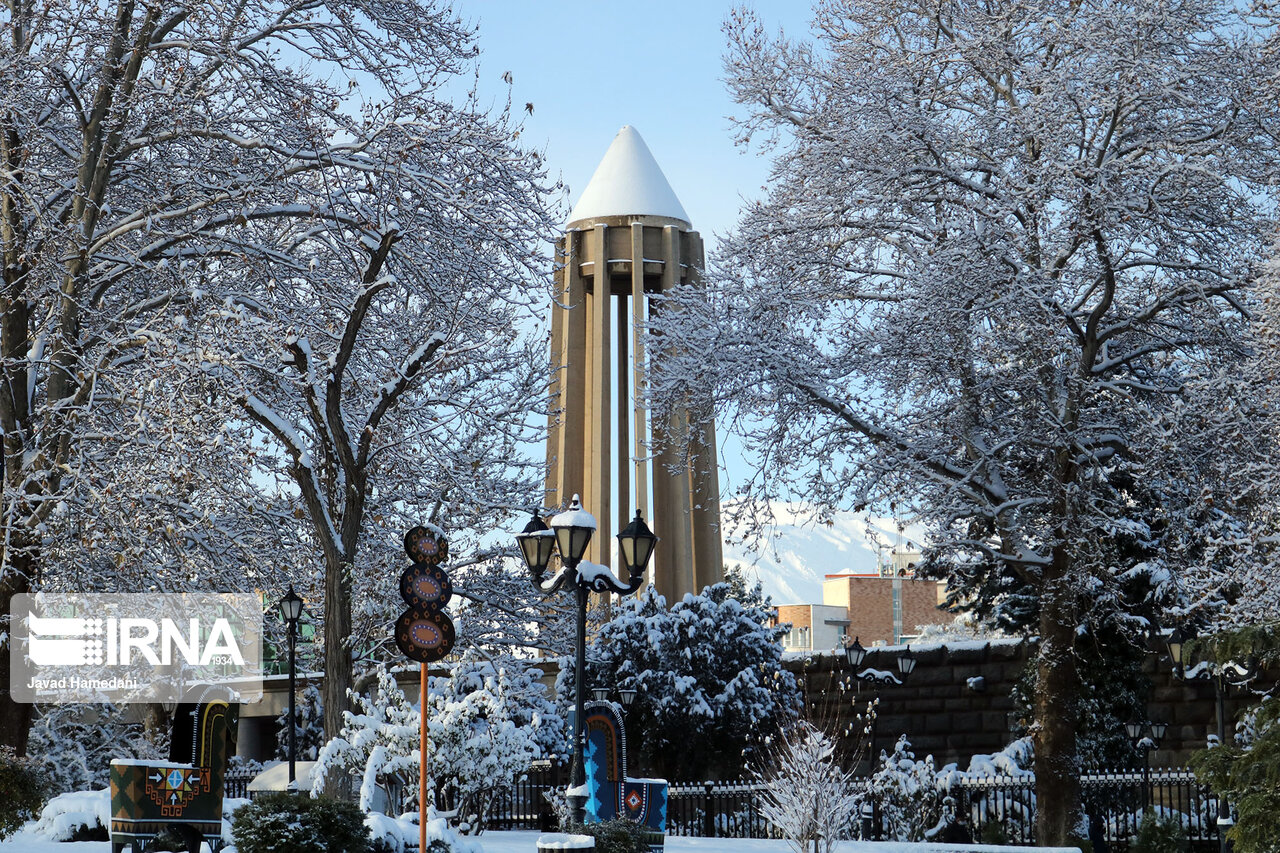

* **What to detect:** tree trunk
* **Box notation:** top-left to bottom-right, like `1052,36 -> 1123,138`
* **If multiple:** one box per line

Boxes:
0,556 -> 34,755
321,551 -> 353,797
1034,562 -> 1081,845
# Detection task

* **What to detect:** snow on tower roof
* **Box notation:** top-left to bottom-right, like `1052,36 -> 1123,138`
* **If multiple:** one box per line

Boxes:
566,126 -> 691,229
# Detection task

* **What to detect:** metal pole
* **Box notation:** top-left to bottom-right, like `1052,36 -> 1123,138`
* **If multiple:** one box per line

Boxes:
421,662 -> 428,853
287,622 -> 297,788
1215,676 -> 1230,853
569,584 -> 589,825
1143,747 -> 1151,813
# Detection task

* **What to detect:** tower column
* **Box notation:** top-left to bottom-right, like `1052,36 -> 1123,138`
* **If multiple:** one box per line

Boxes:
588,223 -> 612,567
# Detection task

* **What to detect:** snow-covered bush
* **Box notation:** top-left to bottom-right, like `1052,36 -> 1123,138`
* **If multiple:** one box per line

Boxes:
313,657 -> 566,833
864,735 -> 947,842
755,721 -> 859,853
0,745 -> 51,839
232,792 -> 371,853
430,655 -> 567,834
939,737 -> 1035,842
276,684 -> 325,762
581,581 -> 798,778
312,668 -> 420,814
27,703 -> 159,795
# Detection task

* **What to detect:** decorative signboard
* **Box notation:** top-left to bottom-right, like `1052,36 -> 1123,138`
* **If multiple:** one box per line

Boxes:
394,526 -> 455,663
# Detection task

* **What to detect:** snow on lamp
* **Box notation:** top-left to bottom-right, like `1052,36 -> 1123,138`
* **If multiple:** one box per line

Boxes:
551,496 -> 595,566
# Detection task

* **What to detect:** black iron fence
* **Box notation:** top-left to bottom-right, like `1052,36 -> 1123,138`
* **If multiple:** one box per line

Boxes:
481,765 -> 1223,848
222,759 -> 1223,847
224,765 -> 257,800
950,769 -> 1221,848
666,780 -> 772,838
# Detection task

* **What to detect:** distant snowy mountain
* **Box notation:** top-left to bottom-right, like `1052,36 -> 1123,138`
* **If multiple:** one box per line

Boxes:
722,504 -> 926,606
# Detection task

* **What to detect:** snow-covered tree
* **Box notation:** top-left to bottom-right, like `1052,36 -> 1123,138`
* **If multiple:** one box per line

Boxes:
26,703 -> 159,795
579,581 -> 799,779
0,0 -> 560,755
312,667 -> 419,813
313,657 -> 567,833
755,721 -> 859,853
429,655 -> 568,834
651,1 -> 1279,841
276,684 -> 325,763
865,736 -> 947,842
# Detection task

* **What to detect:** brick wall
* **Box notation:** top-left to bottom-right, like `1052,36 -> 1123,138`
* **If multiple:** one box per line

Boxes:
786,640 -> 1277,772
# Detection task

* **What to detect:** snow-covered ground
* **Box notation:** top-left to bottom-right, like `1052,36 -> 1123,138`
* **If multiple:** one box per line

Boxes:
0,828 -> 1079,853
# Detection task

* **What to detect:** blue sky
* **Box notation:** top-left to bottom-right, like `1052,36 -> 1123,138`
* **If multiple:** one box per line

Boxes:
457,0 -> 814,251
447,2 -> 891,590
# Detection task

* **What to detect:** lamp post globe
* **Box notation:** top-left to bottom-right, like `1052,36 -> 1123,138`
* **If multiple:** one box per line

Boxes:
617,510 -> 658,580
280,586 -> 303,626
897,646 -> 917,678
516,514 -> 555,577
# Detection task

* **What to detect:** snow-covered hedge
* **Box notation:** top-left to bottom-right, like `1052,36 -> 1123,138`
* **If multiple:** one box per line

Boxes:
24,788 -> 109,841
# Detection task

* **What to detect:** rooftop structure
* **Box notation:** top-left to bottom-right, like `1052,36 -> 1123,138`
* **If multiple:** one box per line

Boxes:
567,126 -> 690,228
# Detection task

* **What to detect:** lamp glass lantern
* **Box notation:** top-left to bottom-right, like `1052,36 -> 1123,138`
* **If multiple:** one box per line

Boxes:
619,688 -> 638,706
1150,722 -> 1168,744
550,496 -> 595,565
592,687 -> 609,702
516,515 -> 555,576
617,510 -> 658,578
897,646 -> 917,677
1166,627 -> 1188,671
1126,721 -> 1144,741
844,637 -> 867,668
279,587 -> 304,625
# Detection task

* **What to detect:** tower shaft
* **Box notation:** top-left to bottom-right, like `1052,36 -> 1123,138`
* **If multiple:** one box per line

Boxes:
547,217 -> 723,602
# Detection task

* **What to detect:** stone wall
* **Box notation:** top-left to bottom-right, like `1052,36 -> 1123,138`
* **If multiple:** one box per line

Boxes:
786,639 -> 1276,772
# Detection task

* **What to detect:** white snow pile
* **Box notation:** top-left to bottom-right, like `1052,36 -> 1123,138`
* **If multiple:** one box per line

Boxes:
364,812 -> 483,853
20,789 -> 249,846
940,736 -> 1035,782
25,788 -> 109,840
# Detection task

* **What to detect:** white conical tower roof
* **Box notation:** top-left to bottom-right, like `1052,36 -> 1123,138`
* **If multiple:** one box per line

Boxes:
566,126 -> 691,229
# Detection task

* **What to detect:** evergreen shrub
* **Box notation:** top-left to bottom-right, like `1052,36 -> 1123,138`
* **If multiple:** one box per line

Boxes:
572,819 -> 650,853
231,792 -> 371,853
0,745 -> 50,839
1130,809 -> 1187,853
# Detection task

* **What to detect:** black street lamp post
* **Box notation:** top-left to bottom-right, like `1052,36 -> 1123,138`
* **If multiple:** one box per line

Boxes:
1126,720 -> 1166,811
838,636 -> 917,806
278,586 -> 305,789
1165,627 -> 1258,853
517,496 -> 657,826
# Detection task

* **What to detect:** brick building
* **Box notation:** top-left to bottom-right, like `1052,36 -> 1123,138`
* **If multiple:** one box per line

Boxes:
775,603 -> 850,652
823,572 -> 950,645
774,548 -> 952,649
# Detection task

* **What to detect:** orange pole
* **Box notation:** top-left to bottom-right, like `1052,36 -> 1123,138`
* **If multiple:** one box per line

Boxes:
420,662 -> 427,852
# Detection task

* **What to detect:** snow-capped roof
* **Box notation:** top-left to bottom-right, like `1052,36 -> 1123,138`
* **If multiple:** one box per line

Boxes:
566,126 -> 691,229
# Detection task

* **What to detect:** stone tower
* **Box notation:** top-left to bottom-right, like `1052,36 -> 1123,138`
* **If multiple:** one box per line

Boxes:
546,126 -> 723,603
